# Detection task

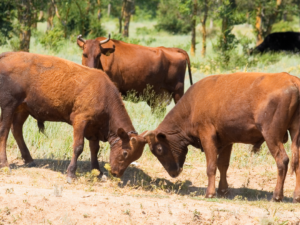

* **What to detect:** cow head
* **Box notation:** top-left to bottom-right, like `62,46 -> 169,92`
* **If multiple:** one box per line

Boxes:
109,128 -> 147,177
77,34 -> 115,69
143,130 -> 187,178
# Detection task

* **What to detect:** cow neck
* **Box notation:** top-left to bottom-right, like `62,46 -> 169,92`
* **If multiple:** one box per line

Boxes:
98,58 -> 104,71
157,103 -> 193,152
106,96 -> 136,146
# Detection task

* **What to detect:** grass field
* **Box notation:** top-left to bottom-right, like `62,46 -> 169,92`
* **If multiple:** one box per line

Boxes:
1,19 -> 300,224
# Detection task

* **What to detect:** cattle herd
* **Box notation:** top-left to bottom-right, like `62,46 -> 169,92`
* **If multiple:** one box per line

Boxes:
0,33 -> 299,204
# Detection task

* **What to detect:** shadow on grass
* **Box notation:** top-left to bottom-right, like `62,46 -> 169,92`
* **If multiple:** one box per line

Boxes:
10,158 -> 294,203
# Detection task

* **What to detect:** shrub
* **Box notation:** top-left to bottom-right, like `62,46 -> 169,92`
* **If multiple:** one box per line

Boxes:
156,0 -> 192,34
34,27 -> 65,52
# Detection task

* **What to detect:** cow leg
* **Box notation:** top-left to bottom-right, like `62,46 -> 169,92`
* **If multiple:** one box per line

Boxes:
66,119 -> 87,181
172,83 -> 184,104
89,139 -> 103,176
11,109 -> 35,166
217,144 -> 233,197
263,138 -> 289,202
200,128 -> 218,198
0,107 -> 17,168
289,128 -> 300,203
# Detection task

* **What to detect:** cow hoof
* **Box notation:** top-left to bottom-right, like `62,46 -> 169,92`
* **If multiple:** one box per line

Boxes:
293,196 -> 300,203
217,189 -> 229,197
25,161 -> 36,168
205,194 -> 215,198
272,196 -> 282,202
101,175 -> 107,182
66,176 -> 75,184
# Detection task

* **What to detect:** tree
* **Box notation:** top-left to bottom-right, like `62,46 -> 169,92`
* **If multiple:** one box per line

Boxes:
190,0 -> 197,56
0,1 -> 14,45
254,0 -> 284,45
15,0 -> 45,51
156,0 -> 193,34
200,0 -> 209,57
121,0 -> 135,37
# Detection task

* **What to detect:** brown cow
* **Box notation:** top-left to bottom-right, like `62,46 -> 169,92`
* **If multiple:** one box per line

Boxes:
143,72 -> 300,203
0,52 -> 146,180
76,34 -> 193,107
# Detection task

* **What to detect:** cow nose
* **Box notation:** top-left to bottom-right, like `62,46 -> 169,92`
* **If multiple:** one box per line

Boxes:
111,172 -> 117,177
169,171 -> 179,178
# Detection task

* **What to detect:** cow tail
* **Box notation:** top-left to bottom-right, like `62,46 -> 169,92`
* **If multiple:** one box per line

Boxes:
37,121 -> 46,136
176,49 -> 193,86
186,53 -> 193,86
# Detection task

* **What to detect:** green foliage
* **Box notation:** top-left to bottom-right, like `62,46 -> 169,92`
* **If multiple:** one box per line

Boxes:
272,20 -> 298,33
86,17 -> 107,39
135,0 -> 160,19
156,0 -> 192,34
124,84 -> 171,117
33,27 -> 65,52
0,1 -> 14,45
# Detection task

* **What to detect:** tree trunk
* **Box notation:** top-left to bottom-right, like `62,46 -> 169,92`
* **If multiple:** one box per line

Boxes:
108,3 -> 111,17
97,0 -> 101,21
32,9 -> 37,29
54,2 -> 71,38
265,0 -> 283,36
119,1 -> 125,34
122,0 -> 135,37
17,0 -> 32,52
255,0 -> 283,46
255,4 -> 263,45
201,0 -> 208,57
190,0 -> 197,56
47,2 -> 54,30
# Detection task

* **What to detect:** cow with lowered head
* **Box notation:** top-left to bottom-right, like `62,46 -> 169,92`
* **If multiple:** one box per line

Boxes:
0,52 -> 147,180
253,32 -> 300,53
76,34 -> 193,108
143,72 -> 300,203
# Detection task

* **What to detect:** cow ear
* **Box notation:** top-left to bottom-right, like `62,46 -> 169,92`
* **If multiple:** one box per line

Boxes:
117,128 -> 129,140
157,133 -> 166,140
77,39 -> 84,49
101,45 -> 115,56
130,137 -> 137,145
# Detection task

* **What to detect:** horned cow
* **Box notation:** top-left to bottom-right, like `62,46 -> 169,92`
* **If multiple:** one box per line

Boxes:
77,34 -> 193,108
144,72 -> 300,203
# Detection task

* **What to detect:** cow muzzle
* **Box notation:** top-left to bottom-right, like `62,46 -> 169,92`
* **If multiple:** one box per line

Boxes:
168,167 -> 183,178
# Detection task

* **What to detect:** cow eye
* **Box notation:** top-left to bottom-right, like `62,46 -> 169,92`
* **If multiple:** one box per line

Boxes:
156,146 -> 163,155
83,54 -> 88,58
123,151 -> 128,158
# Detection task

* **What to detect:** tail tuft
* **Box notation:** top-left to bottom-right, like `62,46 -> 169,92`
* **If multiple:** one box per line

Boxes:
175,48 -> 193,86
37,121 -> 46,135
291,137 -> 299,174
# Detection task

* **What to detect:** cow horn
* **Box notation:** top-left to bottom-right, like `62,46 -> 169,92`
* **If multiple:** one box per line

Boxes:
99,33 -> 111,45
77,34 -> 86,43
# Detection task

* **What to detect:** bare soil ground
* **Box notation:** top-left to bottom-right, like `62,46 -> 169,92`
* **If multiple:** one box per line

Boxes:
0,157 -> 300,225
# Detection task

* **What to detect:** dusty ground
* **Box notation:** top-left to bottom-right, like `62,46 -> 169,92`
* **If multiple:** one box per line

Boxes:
0,157 -> 300,225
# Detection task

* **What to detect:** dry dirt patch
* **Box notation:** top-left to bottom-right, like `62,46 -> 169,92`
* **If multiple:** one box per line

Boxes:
0,159 -> 299,224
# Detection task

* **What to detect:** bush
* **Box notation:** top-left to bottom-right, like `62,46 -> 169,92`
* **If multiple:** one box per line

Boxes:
86,17 -> 106,39
34,27 -> 65,52
156,0 -> 192,34
272,20 -> 298,33
111,32 -> 142,45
